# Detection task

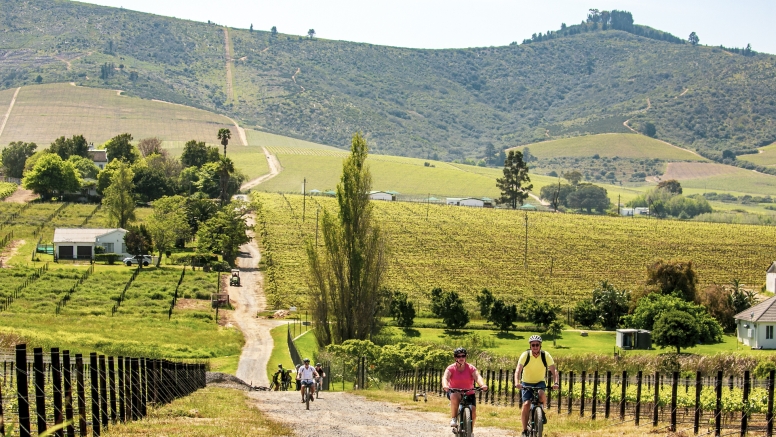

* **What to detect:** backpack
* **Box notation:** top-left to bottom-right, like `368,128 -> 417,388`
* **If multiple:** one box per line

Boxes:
523,350 -> 547,368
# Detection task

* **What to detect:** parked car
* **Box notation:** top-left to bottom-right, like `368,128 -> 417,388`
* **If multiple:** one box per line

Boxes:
123,255 -> 152,266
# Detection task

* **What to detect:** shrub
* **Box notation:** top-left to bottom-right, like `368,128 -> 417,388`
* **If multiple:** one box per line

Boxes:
95,253 -> 119,265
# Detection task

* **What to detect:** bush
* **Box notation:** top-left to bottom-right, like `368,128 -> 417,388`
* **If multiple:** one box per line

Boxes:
210,260 -> 231,272
95,253 -> 119,265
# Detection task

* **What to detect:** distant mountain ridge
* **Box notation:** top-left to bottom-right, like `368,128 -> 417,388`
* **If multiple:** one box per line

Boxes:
0,0 -> 774,160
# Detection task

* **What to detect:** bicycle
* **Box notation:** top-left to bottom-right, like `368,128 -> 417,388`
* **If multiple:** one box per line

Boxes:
301,379 -> 314,410
448,387 -> 484,437
522,386 -> 547,437
315,376 -> 322,399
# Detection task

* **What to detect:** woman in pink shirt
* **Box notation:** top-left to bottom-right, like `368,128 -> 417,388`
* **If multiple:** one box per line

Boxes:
441,347 -> 488,432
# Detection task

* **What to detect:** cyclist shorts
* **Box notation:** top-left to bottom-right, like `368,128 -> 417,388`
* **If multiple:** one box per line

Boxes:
521,381 -> 546,403
447,391 -> 476,406
300,379 -> 315,386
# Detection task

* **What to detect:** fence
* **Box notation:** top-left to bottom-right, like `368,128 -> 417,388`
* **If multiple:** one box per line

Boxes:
394,368 -> 776,436
167,265 -> 187,319
0,202 -> 30,229
4,343 -> 205,437
0,230 -> 12,250
111,265 -> 141,316
80,204 -> 101,227
1,263 -> 48,312
32,203 -> 70,239
55,264 -> 95,315
1,176 -> 22,185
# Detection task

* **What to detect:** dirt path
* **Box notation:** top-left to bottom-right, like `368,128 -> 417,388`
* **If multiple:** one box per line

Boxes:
3,186 -> 37,203
223,28 -> 235,103
224,115 -> 248,146
0,239 -> 25,267
291,68 -> 306,92
227,214 -> 285,387
240,147 -> 283,190
0,87 -> 20,139
528,192 -> 550,206
248,390 -> 516,436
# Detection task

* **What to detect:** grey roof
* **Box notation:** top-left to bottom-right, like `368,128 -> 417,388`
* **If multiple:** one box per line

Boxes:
767,262 -> 776,274
734,295 -> 776,323
53,228 -> 126,244
88,150 -> 108,162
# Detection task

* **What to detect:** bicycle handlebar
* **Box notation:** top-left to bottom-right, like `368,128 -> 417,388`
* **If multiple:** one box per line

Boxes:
447,387 -> 486,393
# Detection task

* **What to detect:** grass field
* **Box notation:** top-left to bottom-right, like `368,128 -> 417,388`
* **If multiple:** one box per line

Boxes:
0,84 -> 236,147
664,163 -> 776,195
255,192 -> 776,311
738,143 -> 776,167
267,324 -> 295,384
514,133 -> 706,161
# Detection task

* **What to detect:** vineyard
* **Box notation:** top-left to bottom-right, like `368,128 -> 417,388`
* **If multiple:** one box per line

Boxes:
0,182 -> 17,199
254,192 -> 776,310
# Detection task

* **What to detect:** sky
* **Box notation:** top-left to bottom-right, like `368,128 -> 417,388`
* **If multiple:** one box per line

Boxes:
79,0 -> 776,55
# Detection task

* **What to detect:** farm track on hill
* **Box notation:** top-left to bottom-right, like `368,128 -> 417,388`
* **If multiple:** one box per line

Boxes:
241,148 -> 283,190
0,87 -> 20,139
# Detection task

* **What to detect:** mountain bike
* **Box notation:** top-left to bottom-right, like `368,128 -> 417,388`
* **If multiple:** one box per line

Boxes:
315,376 -> 322,399
301,379 -> 314,410
523,386 -> 546,437
448,387 -> 484,437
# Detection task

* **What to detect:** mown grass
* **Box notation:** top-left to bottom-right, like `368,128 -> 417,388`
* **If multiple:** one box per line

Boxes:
103,387 -> 293,437
266,324 -> 294,383
514,133 -> 706,161
738,142 -> 776,167
293,328 -> 319,363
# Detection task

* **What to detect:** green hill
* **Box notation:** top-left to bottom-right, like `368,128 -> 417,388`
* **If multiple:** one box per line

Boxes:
1,0 -> 774,160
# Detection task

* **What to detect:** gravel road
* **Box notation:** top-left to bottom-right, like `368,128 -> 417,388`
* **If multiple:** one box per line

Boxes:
247,390 -> 517,437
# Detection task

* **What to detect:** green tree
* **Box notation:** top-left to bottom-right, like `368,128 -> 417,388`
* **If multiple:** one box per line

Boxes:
216,156 -> 235,206
566,183 -> 610,213
67,155 -> 99,179
652,310 -> 700,353
181,140 -> 219,168
307,133 -> 388,346
476,288 -> 495,317
22,153 -> 81,198
307,29 -> 316,39
539,182 -> 575,209
521,298 -> 559,329
495,150 -> 532,209
389,291 -> 416,328
642,122 -> 657,138
592,280 -> 630,330
185,195 -> 219,235
439,290 -> 469,331
271,26 -> 278,37
562,170 -> 583,186
196,207 -> 251,266
657,179 -> 682,194
217,128 -> 231,156
730,279 -> 756,314
688,32 -> 699,46
147,195 -> 190,266
645,259 -> 698,302
49,135 -> 89,160
489,298 -> 517,332
133,165 -> 175,203
105,133 -> 137,164
1,141 -> 37,178
623,293 -> 722,344
430,287 -> 444,317
124,225 -> 153,266
102,161 -> 135,228
573,299 -> 599,328
698,284 -> 736,332
546,320 -> 564,346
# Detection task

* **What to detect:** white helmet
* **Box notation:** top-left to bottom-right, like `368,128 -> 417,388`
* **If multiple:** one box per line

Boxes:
528,335 -> 543,343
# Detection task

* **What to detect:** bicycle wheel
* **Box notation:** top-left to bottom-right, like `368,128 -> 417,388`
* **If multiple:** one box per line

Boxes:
459,406 -> 472,437
532,407 -> 544,437
305,386 -> 310,410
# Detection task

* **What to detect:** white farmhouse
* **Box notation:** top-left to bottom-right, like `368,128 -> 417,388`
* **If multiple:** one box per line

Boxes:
368,191 -> 395,201
88,150 -> 108,170
734,295 -> 776,349
53,228 -> 129,260
767,262 -> 776,293
446,197 -> 492,208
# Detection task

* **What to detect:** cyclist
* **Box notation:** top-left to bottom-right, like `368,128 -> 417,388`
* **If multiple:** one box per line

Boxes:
515,335 -> 559,437
297,358 -> 319,402
272,364 -> 284,390
314,362 -> 326,391
441,347 -> 488,433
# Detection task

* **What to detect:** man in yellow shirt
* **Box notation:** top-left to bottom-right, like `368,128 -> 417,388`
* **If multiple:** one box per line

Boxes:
515,335 -> 559,437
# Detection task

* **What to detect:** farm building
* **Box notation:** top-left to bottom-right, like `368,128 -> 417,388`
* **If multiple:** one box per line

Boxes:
620,207 -> 649,216
446,197 -> 493,208
615,329 -> 651,350
53,228 -> 129,260
767,262 -> 776,293
735,296 -> 776,349
369,191 -> 395,201
88,149 -> 108,170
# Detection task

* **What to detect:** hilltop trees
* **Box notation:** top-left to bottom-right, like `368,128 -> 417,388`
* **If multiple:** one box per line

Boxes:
688,32 -> 699,46
496,150 -> 532,209
307,133 -> 388,346
1,141 -> 37,178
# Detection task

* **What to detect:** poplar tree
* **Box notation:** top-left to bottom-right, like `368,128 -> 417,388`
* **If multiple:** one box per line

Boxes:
307,133 -> 387,346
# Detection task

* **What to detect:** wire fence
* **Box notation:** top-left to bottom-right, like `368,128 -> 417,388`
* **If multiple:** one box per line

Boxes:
3,343 -> 206,437
394,367 -> 776,436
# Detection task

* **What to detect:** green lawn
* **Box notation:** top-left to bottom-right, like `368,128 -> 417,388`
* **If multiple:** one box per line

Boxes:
738,142 -> 776,167
266,324 -> 294,383
293,328 -> 319,363
514,133 -> 706,161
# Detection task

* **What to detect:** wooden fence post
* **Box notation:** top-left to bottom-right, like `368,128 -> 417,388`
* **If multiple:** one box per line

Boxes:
498,369 -> 503,405
671,371 -> 678,432
694,371 -> 702,435
108,357 -> 117,423
767,370 -> 774,437
33,347 -> 48,435
635,371 -> 642,426
141,358 -> 148,417
118,357 -> 125,422
557,371 -> 562,414
99,355 -> 108,429
89,353 -> 101,436
592,371 -> 598,420
580,371 -> 586,417
131,358 -> 140,420
16,344 -> 31,437
63,351 -> 75,437
51,348 -> 64,437
653,371 -> 660,427
75,354 -> 87,437
620,371 -> 627,420
605,371 -> 611,419
568,371 -> 574,415
741,370 -> 750,436
512,368 -> 516,407
715,370 -> 722,437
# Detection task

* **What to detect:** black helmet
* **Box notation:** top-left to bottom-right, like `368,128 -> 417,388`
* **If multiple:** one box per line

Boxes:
316,363 -> 322,366
453,347 -> 467,356
278,364 -> 283,368
303,358 -> 310,363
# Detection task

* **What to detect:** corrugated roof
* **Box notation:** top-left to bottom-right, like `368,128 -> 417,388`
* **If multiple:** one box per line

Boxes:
53,228 -> 125,243
734,295 -> 776,323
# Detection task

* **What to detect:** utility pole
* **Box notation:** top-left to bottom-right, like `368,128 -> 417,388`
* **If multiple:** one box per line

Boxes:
302,178 -> 306,222
618,194 -> 621,216
524,211 -> 529,269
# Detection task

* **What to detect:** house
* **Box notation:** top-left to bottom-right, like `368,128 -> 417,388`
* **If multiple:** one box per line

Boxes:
88,149 -> 108,170
767,262 -> 776,293
53,228 -> 129,260
615,329 -> 651,350
446,197 -> 492,208
734,296 -> 776,349
368,191 -> 395,201
620,207 -> 649,217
